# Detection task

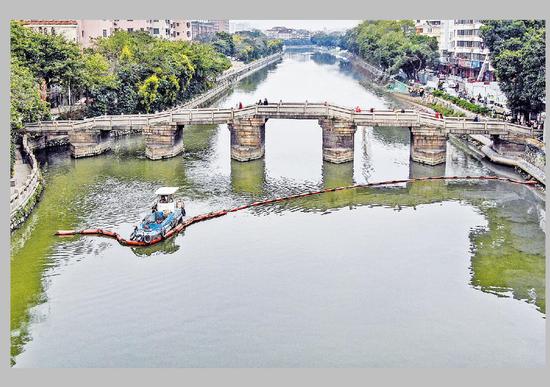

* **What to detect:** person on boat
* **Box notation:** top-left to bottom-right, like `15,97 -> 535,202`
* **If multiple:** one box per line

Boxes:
154,211 -> 165,223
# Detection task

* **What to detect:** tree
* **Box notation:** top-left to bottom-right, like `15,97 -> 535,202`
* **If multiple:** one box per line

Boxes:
11,21 -> 83,103
480,20 -> 546,120
339,20 -> 439,80
311,32 -> 342,47
10,57 -> 50,175
138,74 -> 160,113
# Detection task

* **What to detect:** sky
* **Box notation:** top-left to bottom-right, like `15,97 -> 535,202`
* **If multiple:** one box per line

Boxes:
230,20 -> 361,32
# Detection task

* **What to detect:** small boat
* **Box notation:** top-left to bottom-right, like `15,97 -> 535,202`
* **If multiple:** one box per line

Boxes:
129,187 -> 186,243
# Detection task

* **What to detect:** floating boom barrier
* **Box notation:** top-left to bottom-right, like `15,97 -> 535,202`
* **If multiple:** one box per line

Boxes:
55,175 -> 538,247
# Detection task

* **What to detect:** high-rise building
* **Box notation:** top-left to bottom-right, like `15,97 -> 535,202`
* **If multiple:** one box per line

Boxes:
449,19 -> 492,80
415,19 -> 493,81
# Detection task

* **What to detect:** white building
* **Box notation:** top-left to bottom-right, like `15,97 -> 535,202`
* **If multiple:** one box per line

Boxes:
415,19 -> 494,81
21,20 -> 80,43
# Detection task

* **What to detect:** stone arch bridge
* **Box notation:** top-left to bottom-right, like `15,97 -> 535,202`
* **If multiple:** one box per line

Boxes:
25,102 -> 534,166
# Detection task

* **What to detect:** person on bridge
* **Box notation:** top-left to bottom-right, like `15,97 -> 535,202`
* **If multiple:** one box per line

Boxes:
474,115 -> 480,122
263,98 -> 268,105
355,106 -> 362,112
238,102 -> 243,109
257,99 -> 262,105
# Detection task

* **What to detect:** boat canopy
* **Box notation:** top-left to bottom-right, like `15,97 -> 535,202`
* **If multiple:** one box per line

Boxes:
155,187 -> 179,196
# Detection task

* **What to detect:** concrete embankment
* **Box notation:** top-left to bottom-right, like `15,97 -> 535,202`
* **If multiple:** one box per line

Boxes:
10,135 -> 43,231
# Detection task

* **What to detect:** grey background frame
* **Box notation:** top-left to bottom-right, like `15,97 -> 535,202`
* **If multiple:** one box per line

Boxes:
1,0 -> 549,384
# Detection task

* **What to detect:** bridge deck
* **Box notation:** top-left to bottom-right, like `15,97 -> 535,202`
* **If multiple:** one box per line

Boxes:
25,102 -> 534,137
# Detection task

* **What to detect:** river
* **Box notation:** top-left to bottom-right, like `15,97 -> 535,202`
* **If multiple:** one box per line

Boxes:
10,48 -> 546,367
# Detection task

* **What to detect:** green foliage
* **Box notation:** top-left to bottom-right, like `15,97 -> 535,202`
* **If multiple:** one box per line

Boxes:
138,74 -> 160,113
11,23 -> 233,119
231,31 -> 283,63
311,32 -> 342,47
480,20 -> 545,119
428,103 -> 466,117
11,20 -> 83,91
10,57 -> 50,176
341,20 -> 439,79
197,30 -> 282,63
431,89 -> 490,114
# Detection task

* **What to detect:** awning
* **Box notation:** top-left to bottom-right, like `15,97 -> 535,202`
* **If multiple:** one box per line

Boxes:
155,187 -> 179,195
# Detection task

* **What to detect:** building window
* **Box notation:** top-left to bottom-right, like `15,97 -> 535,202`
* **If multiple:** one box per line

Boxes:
166,28 -> 170,35
187,22 -> 190,28
51,27 -> 55,35
187,31 -> 191,37
153,20 -> 159,22
140,28 -> 144,31
103,29 -> 107,37
177,32 -> 180,36
153,28 -> 159,34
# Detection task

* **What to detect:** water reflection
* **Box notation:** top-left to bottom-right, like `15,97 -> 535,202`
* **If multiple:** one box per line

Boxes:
322,161 -> 354,188
131,236 -> 181,257
231,159 -> 265,195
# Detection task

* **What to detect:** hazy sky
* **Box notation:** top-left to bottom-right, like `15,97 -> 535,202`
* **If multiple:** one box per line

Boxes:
231,20 -> 361,32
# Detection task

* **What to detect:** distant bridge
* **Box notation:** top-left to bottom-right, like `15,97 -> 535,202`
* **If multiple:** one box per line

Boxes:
25,102 -> 536,165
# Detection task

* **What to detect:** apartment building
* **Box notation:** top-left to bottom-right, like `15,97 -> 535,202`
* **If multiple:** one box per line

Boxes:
450,19 -> 492,80
24,19 -> 209,47
172,20 -> 192,40
190,20 -> 216,40
20,20 -> 80,43
415,19 -> 494,81
211,20 -> 230,33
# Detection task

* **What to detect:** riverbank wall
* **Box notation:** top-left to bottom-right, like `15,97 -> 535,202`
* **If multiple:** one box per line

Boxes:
10,135 -> 44,231
340,51 -> 390,84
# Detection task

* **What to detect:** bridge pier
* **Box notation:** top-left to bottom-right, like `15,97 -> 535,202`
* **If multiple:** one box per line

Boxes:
144,124 -> 184,160
69,129 -> 111,158
228,117 -> 266,162
319,119 -> 357,164
410,129 -> 447,166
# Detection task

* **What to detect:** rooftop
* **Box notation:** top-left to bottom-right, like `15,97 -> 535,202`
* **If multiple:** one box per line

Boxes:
21,20 -> 78,26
